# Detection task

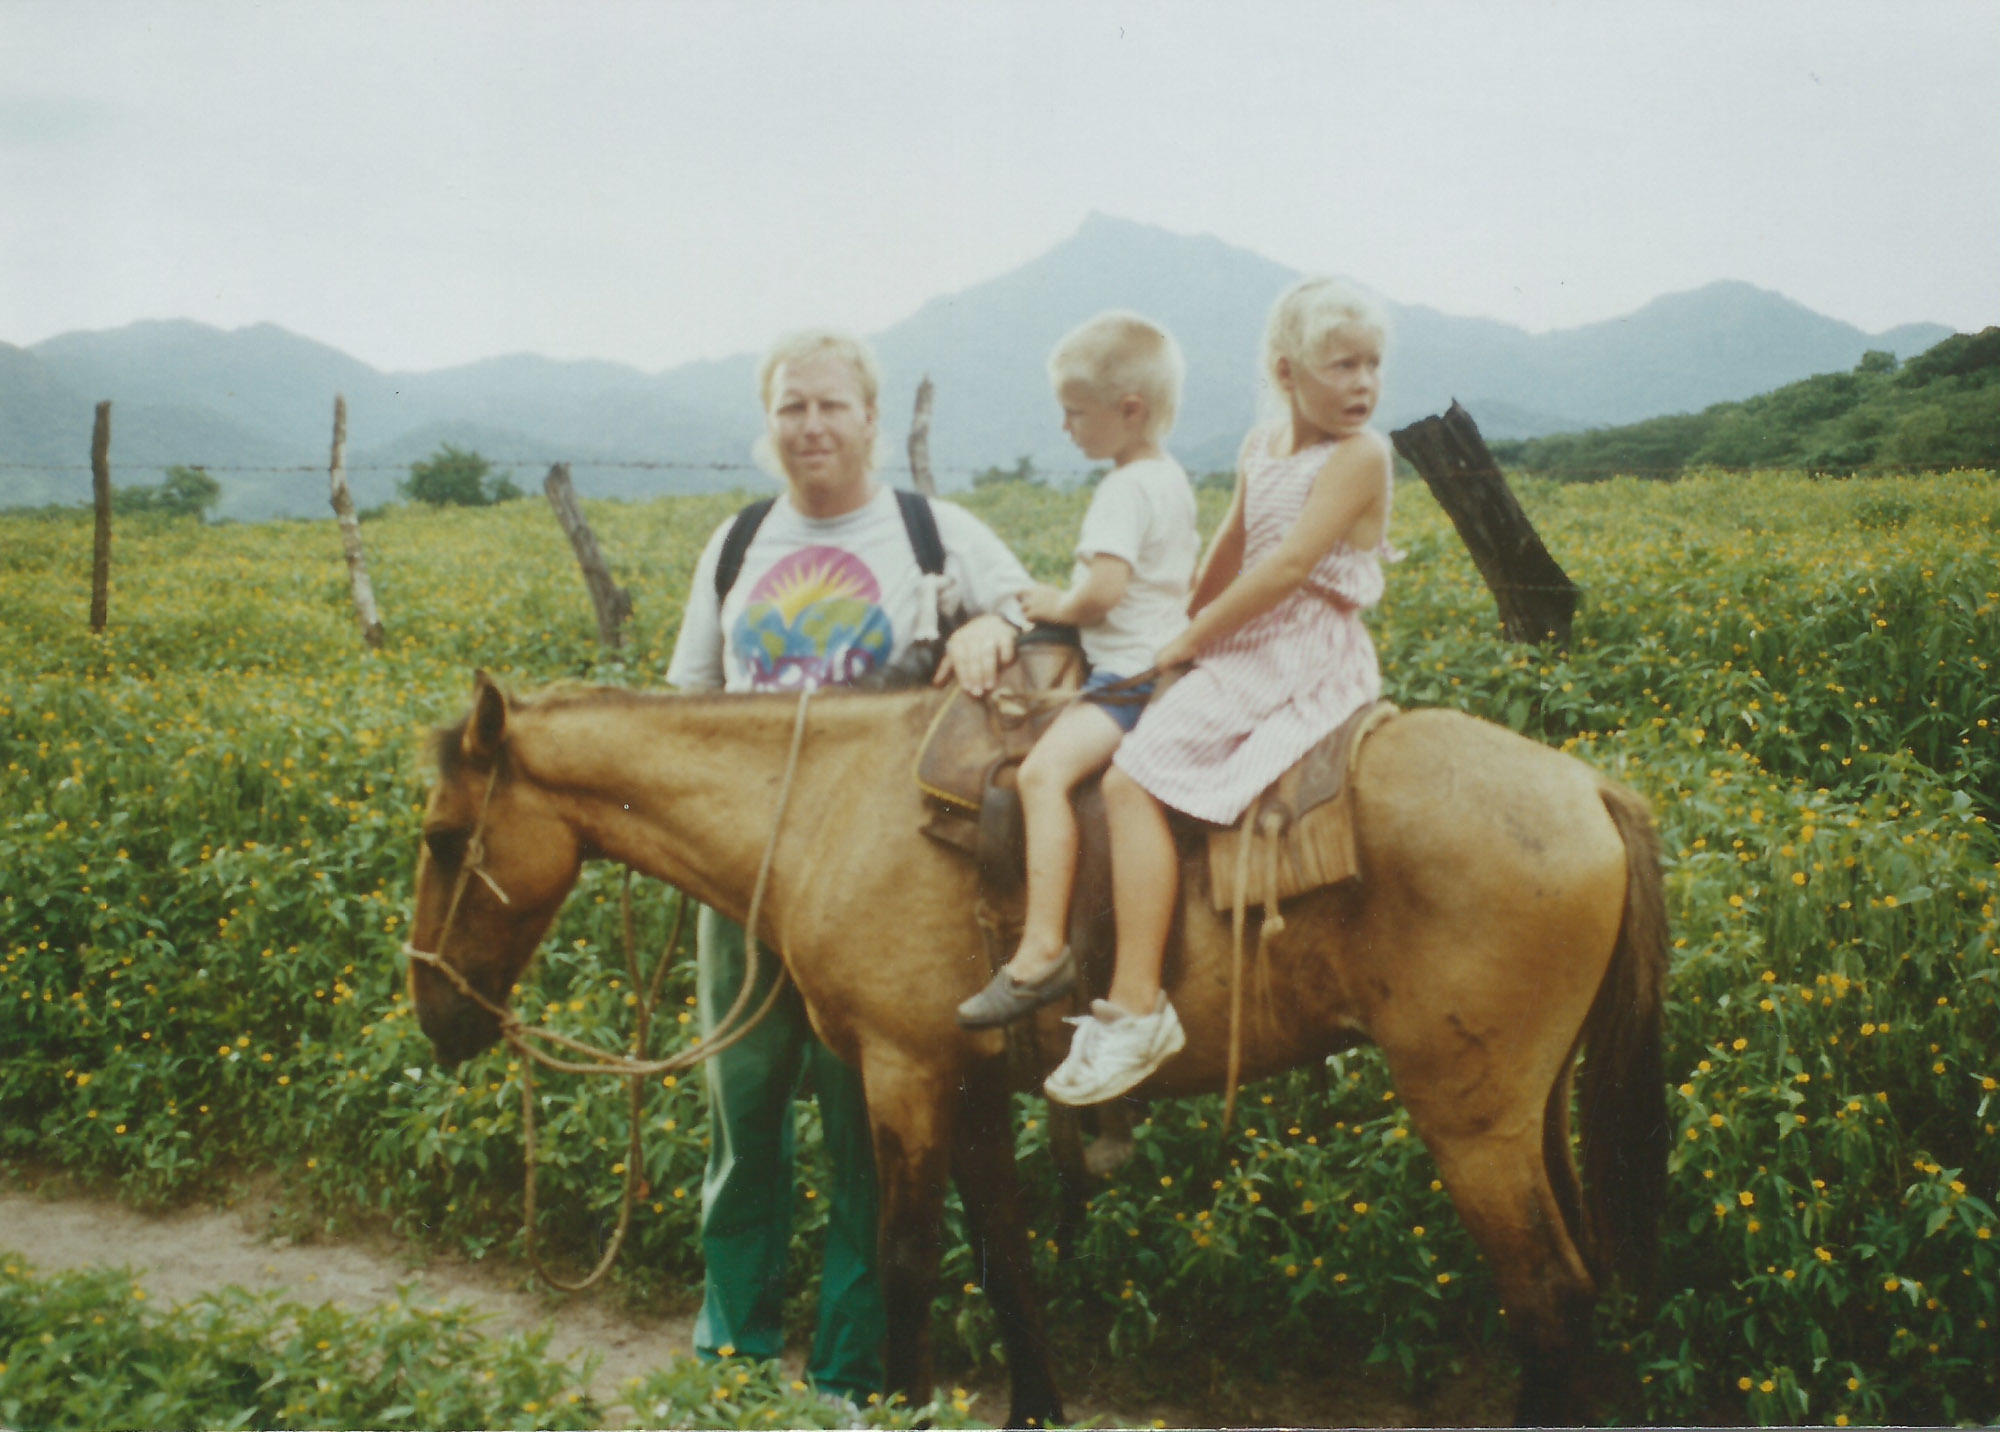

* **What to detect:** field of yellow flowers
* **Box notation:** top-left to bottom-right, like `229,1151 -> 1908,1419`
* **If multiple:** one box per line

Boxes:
2,468 -> 1997,1426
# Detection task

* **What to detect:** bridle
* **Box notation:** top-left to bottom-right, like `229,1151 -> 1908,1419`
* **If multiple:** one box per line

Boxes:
401,686 -> 815,1290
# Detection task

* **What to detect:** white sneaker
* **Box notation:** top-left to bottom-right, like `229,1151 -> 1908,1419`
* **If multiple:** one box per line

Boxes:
1043,995 -> 1185,1106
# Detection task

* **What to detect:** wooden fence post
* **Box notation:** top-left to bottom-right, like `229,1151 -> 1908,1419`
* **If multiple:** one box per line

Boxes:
89,401 -> 112,633
1390,401 -> 1579,646
907,374 -> 937,497
543,463 -> 632,650
327,395 -> 386,648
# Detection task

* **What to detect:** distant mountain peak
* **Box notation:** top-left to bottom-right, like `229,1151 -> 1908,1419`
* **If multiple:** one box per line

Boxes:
1,220 -> 1964,520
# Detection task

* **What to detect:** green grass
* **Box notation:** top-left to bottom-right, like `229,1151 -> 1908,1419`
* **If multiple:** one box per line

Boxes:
2,469 -> 1997,1424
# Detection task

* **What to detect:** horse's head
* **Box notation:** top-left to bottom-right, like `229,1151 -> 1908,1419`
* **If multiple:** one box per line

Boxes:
407,672 -> 586,1065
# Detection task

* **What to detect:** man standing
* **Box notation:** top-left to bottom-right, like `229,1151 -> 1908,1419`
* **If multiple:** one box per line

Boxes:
666,329 -> 1030,1400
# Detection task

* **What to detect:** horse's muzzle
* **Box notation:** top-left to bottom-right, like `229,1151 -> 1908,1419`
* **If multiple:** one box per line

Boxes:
408,961 -> 505,1065
418,997 -> 503,1065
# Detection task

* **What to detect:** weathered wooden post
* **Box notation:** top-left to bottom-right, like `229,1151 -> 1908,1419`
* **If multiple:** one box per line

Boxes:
543,463 -> 632,650
88,401 -> 112,633
1390,401 -> 1579,646
907,374 -> 937,497
327,395 -> 386,648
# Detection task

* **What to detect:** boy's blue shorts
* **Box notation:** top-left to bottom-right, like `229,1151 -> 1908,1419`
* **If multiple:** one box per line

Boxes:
1081,669 -> 1156,734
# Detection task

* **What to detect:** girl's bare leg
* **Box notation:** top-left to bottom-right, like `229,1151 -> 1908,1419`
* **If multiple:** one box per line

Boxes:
1100,764 -> 1178,1016
1007,702 -> 1124,980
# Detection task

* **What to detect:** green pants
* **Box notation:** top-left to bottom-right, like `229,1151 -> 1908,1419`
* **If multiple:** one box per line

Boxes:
692,906 -> 885,1400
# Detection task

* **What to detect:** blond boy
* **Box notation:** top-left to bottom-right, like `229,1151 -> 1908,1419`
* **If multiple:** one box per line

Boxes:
957,312 -> 1198,1028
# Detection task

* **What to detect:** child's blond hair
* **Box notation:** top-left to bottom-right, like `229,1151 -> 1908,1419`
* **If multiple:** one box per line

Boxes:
1262,277 -> 1390,406
1047,311 -> 1185,439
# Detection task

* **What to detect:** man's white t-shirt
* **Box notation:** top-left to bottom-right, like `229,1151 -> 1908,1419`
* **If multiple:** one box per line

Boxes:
1071,456 -> 1198,676
667,484 -> 1032,694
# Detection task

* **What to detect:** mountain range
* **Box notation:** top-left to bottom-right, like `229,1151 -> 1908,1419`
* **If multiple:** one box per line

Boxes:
0,214 -> 1953,520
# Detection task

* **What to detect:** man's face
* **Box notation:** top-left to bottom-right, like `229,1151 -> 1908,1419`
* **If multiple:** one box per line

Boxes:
767,351 -> 877,513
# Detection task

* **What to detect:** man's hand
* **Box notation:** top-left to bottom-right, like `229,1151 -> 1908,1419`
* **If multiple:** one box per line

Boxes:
935,613 -> 1018,697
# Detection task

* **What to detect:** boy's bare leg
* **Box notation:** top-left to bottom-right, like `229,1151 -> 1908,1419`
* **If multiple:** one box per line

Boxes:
1006,702 -> 1124,981
1100,764 -> 1178,1016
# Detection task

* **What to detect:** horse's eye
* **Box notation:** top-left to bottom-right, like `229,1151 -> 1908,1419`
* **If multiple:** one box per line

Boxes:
426,828 -> 469,868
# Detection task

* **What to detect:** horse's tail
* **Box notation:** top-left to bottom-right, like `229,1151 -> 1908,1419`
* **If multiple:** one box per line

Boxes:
1576,780 -> 1670,1300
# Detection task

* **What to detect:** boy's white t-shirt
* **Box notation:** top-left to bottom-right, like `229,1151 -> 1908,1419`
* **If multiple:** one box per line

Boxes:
1071,455 -> 1197,676
667,484 -> 1031,693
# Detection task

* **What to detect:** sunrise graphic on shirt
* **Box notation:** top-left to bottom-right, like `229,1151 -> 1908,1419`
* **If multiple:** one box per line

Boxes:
731,546 -> 895,691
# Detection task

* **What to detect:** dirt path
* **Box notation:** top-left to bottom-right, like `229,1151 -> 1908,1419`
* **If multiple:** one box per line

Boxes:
0,1183 -> 686,1418
0,1178 -> 1508,1428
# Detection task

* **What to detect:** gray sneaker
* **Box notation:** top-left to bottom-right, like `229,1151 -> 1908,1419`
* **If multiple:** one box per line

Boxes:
1043,995 -> 1185,1105
956,948 -> 1077,1029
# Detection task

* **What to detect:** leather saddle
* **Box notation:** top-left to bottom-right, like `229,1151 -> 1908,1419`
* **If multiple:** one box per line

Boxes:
916,631 -> 1397,953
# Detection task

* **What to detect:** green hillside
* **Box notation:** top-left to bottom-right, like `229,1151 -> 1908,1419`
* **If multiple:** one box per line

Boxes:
1491,327 -> 2000,479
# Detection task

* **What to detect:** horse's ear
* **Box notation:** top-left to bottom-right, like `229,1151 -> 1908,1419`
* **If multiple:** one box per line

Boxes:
464,669 -> 509,762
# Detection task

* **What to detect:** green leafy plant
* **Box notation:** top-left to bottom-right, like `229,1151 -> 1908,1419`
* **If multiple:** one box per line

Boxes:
2,470 -> 1996,1423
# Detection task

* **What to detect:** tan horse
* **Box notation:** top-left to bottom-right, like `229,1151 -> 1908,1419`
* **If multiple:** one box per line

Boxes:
406,673 -> 1667,1426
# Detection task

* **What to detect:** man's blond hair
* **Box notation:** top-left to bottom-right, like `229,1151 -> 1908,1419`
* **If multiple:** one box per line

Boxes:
757,329 -> 882,413
1047,311 -> 1185,438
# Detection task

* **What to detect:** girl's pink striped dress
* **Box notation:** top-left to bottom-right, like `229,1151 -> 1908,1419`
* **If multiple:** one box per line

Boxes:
1113,426 -> 1397,826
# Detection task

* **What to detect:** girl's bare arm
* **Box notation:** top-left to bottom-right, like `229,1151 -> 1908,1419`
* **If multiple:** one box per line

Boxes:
1158,431 -> 1388,665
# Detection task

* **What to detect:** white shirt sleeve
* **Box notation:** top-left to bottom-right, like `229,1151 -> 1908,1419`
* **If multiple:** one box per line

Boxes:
1074,467 -> 1149,567
932,500 -> 1033,616
664,519 -> 731,691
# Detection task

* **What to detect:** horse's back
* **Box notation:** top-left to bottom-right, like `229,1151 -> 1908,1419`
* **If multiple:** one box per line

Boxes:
1357,707 -> 1624,883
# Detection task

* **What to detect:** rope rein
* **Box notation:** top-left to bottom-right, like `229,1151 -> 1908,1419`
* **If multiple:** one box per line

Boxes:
402,685 -> 816,1289
984,661 -> 1172,723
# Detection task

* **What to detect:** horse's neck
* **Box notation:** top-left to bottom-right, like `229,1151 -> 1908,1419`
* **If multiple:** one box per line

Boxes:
511,688 -> 932,923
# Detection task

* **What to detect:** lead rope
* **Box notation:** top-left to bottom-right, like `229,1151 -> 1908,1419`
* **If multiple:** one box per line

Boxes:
405,685 -> 816,1290
521,872 -> 684,1291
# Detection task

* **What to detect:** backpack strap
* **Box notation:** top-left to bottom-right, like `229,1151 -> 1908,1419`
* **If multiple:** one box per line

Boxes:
713,497 -> 777,603
715,489 -> 942,604
894,488 -> 946,575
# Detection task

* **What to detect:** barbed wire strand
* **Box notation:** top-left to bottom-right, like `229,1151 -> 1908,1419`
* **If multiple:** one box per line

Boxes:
0,456 -> 1810,481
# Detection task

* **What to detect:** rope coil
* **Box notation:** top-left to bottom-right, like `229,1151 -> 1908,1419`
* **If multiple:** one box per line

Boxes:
403,685 -> 816,1288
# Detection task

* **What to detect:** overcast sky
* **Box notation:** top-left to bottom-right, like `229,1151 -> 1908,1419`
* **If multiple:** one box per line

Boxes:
3,1 -> 1995,374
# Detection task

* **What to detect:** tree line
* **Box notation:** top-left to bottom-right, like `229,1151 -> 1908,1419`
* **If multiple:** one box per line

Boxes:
1491,327 -> 2000,480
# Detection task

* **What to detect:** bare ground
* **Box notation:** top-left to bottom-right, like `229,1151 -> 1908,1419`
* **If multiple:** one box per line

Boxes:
0,1172 -> 1510,1428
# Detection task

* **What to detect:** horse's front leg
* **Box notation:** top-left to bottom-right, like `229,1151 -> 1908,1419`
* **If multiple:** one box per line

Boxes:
952,1054 -> 1065,1428
864,1051 -> 954,1413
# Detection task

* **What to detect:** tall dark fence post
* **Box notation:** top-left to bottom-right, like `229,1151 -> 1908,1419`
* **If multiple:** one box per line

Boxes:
327,395 -> 386,647
908,374 -> 936,497
543,463 -> 632,650
89,401 -> 112,633
1390,401 -> 1579,645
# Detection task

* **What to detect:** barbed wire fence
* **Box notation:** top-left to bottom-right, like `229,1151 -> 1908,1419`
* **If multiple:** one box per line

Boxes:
0,454 -> 1783,481
21,386 -> 1614,644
